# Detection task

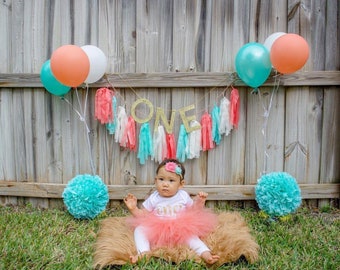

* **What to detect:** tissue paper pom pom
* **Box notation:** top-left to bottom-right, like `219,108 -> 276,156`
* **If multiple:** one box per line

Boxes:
62,174 -> 109,219
255,172 -> 302,217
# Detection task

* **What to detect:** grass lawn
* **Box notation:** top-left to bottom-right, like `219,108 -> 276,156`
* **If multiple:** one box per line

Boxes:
0,204 -> 339,269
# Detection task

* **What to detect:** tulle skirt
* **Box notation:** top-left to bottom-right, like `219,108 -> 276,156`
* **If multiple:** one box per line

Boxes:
126,206 -> 218,248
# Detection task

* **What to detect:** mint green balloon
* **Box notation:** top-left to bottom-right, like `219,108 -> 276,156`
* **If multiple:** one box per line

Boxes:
40,60 -> 71,96
235,43 -> 272,88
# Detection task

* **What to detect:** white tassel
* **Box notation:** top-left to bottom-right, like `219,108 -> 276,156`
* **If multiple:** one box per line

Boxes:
152,125 -> 167,163
219,97 -> 233,136
115,106 -> 128,144
188,120 -> 201,159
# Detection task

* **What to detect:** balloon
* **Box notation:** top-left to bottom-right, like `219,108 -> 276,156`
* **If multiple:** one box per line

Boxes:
263,32 -> 286,52
40,60 -> 71,96
50,45 -> 90,87
235,43 -> 272,88
81,45 -> 107,84
270,34 -> 309,74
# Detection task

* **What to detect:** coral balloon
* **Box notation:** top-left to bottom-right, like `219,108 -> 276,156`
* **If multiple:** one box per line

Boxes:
50,45 -> 90,87
40,60 -> 71,96
81,45 -> 107,84
235,43 -> 272,88
270,34 -> 309,74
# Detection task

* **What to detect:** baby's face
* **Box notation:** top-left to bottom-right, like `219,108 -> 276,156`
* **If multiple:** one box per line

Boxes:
154,166 -> 184,197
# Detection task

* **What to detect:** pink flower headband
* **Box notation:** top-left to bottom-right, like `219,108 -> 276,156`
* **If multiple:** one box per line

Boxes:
164,162 -> 183,178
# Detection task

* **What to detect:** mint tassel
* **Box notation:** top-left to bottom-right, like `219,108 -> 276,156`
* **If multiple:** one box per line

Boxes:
176,124 -> 188,162
137,123 -> 153,165
106,96 -> 117,134
212,105 -> 221,145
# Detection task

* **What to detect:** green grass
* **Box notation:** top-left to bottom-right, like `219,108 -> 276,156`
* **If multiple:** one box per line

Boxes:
0,204 -> 339,270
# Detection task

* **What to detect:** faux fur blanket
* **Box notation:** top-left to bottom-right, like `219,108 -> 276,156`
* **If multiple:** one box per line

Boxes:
93,212 -> 259,269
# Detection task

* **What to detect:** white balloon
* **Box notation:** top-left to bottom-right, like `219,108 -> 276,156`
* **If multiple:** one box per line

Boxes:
81,45 -> 107,83
263,32 -> 286,52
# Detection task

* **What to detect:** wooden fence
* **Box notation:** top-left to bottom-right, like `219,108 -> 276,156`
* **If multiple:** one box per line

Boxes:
0,0 -> 339,208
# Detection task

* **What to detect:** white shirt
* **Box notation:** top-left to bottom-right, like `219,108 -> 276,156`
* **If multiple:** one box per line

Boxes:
143,190 -> 193,217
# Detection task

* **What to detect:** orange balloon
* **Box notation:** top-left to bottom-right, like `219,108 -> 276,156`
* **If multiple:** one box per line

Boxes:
50,45 -> 90,87
270,34 -> 309,74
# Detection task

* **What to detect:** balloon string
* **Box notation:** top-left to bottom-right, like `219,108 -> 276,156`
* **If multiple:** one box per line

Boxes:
83,85 -> 96,176
257,72 -> 281,176
62,88 -> 96,175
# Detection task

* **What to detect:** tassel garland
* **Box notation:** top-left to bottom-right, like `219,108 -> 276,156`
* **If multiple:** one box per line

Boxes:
106,96 -> 117,134
200,112 -> 214,151
166,133 -> 177,159
137,123 -> 153,165
219,97 -> 233,136
176,124 -> 189,163
230,87 -> 240,128
187,120 -> 201,159
152,125 -> 167,163
120,116 -> 136,151
95,88 -> 114,124
211,105 -> 221,145
97,87 -> 241,164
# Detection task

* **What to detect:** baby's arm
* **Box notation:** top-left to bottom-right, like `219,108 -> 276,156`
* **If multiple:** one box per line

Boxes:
194,191 -> 208,208
124,193 -> 148,217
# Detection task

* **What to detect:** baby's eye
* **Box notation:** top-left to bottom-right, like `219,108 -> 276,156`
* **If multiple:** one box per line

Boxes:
169,179 -> 175,183
158,178 -> 164,181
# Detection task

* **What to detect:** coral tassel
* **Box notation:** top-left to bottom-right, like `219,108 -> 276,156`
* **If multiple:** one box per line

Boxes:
120,116 -> 136,151
176,124 -> 189,163
95,87 -> 114,124
137,123 -> 153,165
166,133 -> 176,159
200,112 -> 214,151
152,125 -> 167,163
230,87 -> 240,128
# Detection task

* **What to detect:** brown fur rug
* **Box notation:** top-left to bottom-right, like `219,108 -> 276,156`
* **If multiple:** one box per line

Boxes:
93,212 -> 259,269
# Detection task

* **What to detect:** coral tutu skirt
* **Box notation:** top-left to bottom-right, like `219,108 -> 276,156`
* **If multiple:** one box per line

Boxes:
126,206 -> 218,248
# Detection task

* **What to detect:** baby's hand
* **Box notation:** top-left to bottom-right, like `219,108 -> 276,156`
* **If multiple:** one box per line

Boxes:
197,191 -> 208,200
124,193 -> 137,211
195,191 -> 208,206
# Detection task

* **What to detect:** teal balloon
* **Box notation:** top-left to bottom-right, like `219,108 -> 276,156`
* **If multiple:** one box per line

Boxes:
235,43 -> 272,88
40,60 -> 71,96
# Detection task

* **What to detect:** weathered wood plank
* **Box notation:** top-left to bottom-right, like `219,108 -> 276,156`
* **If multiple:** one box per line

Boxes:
0,181 -> 338,200
245,0 -> 287,185
172,0 -> 205,185
1,71 -> 339,89
208,1 -> 246,187
135,0 -> 174,183
286,0 -> 317,207
0,0 -> 16,206
318,0 -> 340,208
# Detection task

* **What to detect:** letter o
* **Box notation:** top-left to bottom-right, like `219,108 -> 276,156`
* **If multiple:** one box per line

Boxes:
131,98 -> 154,123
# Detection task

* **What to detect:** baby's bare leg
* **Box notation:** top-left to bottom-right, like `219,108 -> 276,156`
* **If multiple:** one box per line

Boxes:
131,226 -> 150,264
187,236 -> 220,264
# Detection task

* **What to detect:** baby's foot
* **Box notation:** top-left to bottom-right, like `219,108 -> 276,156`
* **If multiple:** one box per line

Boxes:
129,254 -> 139,264
201,251 -> 220,264
129,252 -> 148,264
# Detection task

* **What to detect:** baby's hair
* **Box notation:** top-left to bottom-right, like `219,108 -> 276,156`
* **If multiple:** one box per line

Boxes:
156,158 -> 186,180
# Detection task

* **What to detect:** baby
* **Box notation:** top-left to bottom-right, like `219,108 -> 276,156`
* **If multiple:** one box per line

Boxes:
124,158 -> 220,265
